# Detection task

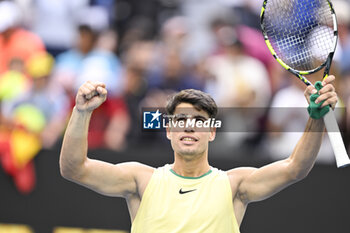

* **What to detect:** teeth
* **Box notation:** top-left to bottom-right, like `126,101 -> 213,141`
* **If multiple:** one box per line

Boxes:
183,137 -> 195,141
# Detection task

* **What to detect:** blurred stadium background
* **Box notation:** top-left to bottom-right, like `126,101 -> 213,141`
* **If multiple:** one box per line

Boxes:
0,0 -> 350,232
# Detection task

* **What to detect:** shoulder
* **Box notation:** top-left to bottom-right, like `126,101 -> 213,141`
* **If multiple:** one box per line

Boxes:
111,161 -> 155,185
56,50 -> 82,61
126,162 -> 155,178
226,167 -> 257,179
14,29 -> 44,48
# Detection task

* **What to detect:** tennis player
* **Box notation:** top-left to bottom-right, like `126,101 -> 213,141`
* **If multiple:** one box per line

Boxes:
60,76 -> 338,233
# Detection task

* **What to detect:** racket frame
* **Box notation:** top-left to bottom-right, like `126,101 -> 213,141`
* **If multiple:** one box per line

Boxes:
260,0 -> 338,84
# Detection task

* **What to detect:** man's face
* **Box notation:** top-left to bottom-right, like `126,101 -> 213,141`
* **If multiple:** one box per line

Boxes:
78,29 -> 95,54
166,102 -> 216,158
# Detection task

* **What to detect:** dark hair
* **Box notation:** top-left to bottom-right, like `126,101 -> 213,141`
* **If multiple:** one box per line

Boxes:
78,25 -> 94,34
166,89 -> 218,118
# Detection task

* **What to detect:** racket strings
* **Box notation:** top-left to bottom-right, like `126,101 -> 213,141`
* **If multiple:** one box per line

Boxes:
263,0 -> 335,71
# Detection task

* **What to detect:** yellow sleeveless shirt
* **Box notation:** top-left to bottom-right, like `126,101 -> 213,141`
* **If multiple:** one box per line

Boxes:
131,164 -> 240,233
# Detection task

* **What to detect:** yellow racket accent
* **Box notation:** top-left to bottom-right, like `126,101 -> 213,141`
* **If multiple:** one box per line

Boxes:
260,6 -> 265,18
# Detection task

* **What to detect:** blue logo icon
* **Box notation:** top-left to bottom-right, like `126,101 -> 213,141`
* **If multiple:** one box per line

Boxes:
143,109 -> 162,129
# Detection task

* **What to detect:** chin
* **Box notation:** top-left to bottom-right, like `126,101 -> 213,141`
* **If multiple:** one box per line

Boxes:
178,150 -> 197,156
177,148 -> 204,157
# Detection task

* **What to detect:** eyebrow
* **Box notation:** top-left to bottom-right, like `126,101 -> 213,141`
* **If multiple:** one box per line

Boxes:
173,114 -> 208,121
193,115 -> 208,121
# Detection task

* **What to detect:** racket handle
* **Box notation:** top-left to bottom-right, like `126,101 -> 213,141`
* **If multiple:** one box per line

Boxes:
323,110 -> 350,168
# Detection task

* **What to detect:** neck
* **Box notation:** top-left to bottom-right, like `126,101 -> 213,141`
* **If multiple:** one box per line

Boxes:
172,152 -> 210,177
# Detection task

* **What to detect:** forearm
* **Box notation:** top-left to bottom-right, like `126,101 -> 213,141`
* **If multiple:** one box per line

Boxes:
59,107 -> 92,179
237,77 -> 338,203
288,117 -> 325,179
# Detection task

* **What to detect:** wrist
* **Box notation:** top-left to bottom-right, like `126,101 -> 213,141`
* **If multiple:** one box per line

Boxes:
73,106 -> 93,116
306,117 -> 325,132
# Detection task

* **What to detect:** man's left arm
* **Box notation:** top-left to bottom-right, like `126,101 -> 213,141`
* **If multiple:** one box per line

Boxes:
230,75 -> 337,204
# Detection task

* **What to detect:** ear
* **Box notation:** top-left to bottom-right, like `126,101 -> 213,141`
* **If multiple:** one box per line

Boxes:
209,127 -> 216,142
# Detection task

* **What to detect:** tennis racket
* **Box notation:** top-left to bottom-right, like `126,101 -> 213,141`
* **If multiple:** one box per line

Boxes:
260,0 -> 350,168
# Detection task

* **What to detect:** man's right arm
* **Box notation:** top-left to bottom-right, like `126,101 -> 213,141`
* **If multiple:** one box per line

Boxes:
59,81 -> 152,197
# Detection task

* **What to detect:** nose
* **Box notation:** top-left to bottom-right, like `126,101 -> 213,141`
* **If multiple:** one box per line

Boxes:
184,128 -> 195,133
184,119 -> 195,132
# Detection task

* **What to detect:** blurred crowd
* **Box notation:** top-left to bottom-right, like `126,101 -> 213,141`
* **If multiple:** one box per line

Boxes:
0,0 -> 350,193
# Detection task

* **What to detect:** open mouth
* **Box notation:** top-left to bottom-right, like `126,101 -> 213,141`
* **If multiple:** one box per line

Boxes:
180,136 -> 198,142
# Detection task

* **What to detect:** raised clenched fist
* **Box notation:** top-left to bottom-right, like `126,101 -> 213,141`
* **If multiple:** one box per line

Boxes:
75,81 -> 108,112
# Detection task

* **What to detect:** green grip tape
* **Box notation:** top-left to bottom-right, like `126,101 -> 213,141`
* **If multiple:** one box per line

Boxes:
307,81 -> 330,119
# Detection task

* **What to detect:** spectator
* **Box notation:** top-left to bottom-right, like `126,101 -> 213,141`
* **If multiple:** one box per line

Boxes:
219,0 -> 261,29
147,16 -> 204,92
0,1 -> 45,75
0,103 -> 43,194
205,25 -> 271,107
121,41 -> 154,145
52,6 -> 121,99
210,16 -> 279,93
204,25 -> 271,154
53,24 -> 99,99
53,15 -> 129,151
117,16 -> 155,56
4,52 -> 70,149
28,0 -> 90,56
75,29 -> 123,97
0,51 -> 61,194
61,31 -> 130,151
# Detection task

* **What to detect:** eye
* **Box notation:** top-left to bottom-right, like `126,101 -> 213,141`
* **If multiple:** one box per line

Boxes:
195,117 -> 206,123
175,117 -> 186,123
